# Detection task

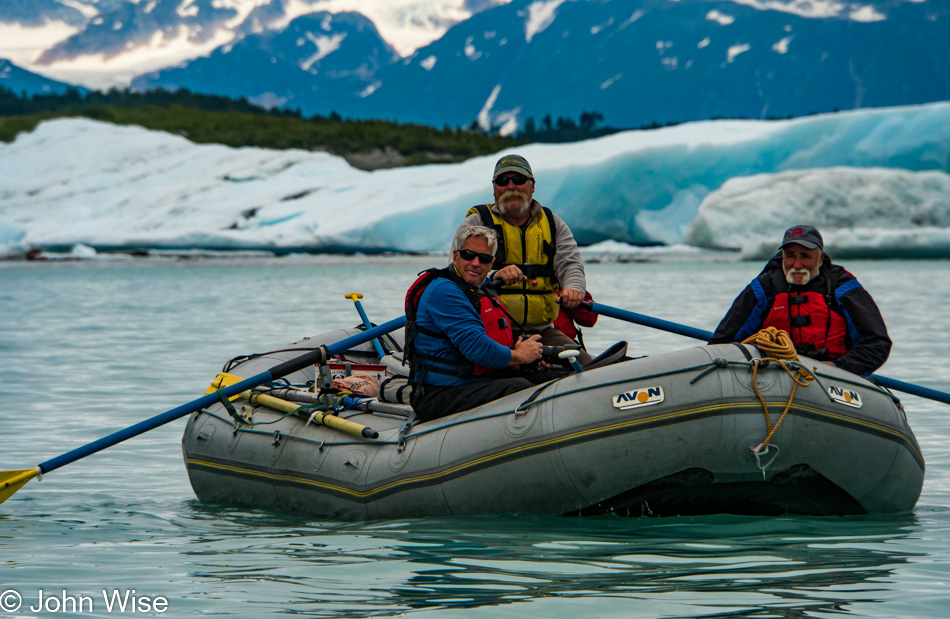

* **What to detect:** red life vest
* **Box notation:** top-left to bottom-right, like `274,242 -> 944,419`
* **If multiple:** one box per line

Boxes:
405,268 -> 514,378
763,290 -> 848,360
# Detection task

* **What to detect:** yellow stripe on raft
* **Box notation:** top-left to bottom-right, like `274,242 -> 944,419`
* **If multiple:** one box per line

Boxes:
186,400 -> 922,501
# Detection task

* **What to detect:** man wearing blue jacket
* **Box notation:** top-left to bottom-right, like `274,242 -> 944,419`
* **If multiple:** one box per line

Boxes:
709,225 -> 891,376
406,226 -> 544,421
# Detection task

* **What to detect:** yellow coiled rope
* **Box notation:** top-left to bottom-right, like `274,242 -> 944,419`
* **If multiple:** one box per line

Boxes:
740,327 -> 816,454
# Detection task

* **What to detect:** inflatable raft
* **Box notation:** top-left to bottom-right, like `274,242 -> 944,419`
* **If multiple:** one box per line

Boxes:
181,328 -> 924,519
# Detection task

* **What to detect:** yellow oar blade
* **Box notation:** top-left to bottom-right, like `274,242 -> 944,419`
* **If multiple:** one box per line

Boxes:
0,468 -> 39,505
204,372 -> 247,400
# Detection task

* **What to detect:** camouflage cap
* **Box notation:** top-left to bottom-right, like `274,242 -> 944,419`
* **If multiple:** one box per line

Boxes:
493,154 -> 533,179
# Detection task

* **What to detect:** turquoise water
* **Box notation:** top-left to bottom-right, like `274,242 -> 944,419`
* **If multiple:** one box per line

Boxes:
2,256 -> 949,618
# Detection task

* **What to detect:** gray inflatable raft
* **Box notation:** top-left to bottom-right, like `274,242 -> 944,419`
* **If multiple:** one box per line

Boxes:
182,329 -> 923,519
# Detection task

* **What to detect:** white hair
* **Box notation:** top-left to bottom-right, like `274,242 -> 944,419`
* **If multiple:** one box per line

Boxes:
455,225 -> 498,255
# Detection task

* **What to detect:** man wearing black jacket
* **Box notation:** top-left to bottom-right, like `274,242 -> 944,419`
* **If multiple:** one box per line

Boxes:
709,225 -> 891,376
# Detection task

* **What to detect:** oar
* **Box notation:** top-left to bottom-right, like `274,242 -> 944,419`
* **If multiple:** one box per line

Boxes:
205,372 -> 379,439
0,316 -> 407,505
585,302 -> 713,341
583,301 -> 950,407
345,292 -> 386,359
863,375 -> 950,407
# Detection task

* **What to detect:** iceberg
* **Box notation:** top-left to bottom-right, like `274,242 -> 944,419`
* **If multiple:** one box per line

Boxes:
0,102 -> 948,258
0,220 -> 27,258
687,167 -> 950,259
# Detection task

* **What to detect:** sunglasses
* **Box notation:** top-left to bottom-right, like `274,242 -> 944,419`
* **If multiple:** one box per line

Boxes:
457,248 -> 495,264
493,174 -> 532,187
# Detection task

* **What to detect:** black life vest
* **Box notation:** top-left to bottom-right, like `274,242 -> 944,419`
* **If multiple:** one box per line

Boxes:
404,267 -> 514,381
762,266 -> 848,360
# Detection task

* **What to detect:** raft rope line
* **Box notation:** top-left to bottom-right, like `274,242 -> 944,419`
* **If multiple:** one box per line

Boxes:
197,360 -> 763,448
222,347 -> 326,373
200,345 -> 897,455
740,327 -> 817,473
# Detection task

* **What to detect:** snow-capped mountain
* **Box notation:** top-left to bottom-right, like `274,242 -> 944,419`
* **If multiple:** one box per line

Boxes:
130,11 -> 398,112
1,0 -> 947,131
0,58 -> 79,96
131,0 -> 950,130
0,0 -> 510,90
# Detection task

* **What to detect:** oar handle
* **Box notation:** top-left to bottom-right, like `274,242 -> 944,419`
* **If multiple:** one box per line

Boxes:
37,316 -> 406,475
346,292 -> 386,359
320,413 -> 380,439
248,392 -> 379,439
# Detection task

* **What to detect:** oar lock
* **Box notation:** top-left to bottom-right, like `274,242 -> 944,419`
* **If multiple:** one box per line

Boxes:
541,345 -> 584,372
540,345 -> 581,362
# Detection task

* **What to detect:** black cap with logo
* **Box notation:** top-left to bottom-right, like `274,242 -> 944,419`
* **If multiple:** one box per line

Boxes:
780,225 -> 823,250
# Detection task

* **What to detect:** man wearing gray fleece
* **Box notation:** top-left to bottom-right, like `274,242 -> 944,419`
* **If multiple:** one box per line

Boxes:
453,153 -> 591,364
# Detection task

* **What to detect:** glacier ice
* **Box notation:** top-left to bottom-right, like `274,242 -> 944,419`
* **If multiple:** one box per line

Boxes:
0,102 -> 949,258
686,167 -> 950,259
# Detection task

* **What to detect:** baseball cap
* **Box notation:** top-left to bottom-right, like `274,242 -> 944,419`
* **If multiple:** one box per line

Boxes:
493,154 -> 533,179
780,225 -> 823,250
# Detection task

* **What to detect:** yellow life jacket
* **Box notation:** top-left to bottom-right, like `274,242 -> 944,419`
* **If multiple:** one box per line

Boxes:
466,204 -> 559,327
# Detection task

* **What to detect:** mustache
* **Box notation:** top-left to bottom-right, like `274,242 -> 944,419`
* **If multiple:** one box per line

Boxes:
785,268 -> 812,285
500,188 -> 528,201
497,189 -> 529,213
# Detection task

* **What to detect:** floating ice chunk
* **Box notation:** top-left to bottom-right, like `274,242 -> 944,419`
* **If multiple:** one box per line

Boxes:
686,167 -> 950,259
0,219 -> 27,258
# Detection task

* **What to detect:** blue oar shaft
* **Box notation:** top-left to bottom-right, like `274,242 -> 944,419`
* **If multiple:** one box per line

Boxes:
587,300 -> 950,407
352,300 -> 386,358
38,316 -> 407,475
588,302 -> 714,341
868,374 -> 950,406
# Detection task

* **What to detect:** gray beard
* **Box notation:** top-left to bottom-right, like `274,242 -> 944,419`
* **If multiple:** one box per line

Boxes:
497,190 -> 530,218
785,268 -> 813,286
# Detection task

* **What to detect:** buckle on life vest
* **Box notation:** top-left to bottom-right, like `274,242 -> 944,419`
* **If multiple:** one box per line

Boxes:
795,344 -> 829,360
789,315 -> 811,327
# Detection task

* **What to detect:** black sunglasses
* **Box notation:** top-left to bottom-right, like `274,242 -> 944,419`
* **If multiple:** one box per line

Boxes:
457,248 -> 495,264
493,174 -> 532,187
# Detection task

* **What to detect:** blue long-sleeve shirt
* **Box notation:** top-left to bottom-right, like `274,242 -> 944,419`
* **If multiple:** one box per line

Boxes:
413,278 -> 512,386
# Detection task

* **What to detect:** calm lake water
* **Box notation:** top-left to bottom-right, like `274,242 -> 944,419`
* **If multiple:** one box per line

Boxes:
2,256 -> 949,618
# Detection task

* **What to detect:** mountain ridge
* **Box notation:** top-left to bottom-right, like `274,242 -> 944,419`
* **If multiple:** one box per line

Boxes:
1,0 -> 947,130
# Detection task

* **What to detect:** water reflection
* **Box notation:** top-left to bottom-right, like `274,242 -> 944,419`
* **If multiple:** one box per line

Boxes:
176,505 -> 922,617
2,259 -> 948,618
